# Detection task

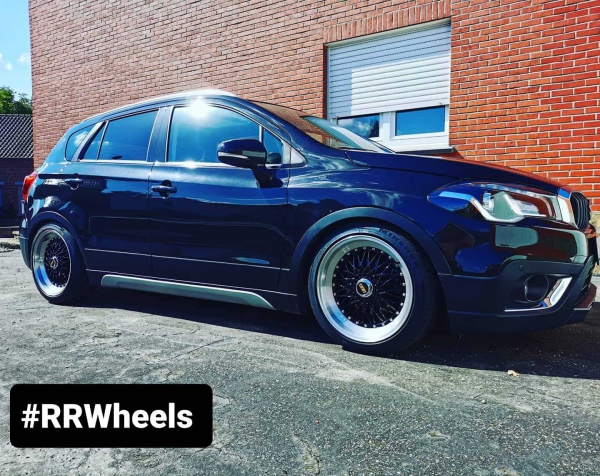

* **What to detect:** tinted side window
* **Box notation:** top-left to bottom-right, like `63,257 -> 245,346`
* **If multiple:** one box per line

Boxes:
263,129 -> 283,165
80,123 -> 106,160
65,125 -> 94,160
99,110 -> 158,161
168,106 -> 259,163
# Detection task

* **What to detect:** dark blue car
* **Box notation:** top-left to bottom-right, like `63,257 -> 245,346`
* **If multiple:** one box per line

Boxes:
19,90 -> 597,353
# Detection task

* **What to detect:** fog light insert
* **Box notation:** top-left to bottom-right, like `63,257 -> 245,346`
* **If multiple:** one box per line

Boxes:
523,275 -> 550,303
507,276 -> 572,312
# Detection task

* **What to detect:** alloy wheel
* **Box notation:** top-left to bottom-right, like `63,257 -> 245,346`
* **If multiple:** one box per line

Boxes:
32,228 -> 72,297
315,234 -> 414,344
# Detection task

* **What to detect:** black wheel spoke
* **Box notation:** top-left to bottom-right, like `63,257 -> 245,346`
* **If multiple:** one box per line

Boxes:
44,237 -> 70,287
331,245 -> 406,328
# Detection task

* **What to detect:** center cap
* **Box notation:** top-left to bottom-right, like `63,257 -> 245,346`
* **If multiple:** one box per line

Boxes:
356,278 -> 374,298
49,256 -> 59,269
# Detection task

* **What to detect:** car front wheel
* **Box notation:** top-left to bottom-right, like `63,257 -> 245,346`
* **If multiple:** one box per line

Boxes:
308,226 -> 438,354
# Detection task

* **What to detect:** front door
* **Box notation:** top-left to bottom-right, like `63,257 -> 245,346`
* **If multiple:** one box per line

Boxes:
148,103 -> 289,291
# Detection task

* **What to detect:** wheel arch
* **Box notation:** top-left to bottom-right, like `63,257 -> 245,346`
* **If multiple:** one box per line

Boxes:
27,211 -> 89,269
284,207 -> 451,314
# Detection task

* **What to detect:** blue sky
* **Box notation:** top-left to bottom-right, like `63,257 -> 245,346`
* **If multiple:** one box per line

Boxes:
0,0 -> 32,98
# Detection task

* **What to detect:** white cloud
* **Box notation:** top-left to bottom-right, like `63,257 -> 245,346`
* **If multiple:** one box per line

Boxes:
18,53 -> 31,65
0,53 -> 14,71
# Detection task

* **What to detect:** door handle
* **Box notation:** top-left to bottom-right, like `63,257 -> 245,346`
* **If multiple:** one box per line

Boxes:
151,185 -> 178,196
64,178 -> 83,189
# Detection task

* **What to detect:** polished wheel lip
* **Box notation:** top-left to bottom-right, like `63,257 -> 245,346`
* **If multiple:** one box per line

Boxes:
32,228 -> 71,298
316,234 -> 414,344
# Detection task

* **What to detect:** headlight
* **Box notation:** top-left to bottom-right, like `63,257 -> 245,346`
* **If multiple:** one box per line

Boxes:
428,183 -> 576,225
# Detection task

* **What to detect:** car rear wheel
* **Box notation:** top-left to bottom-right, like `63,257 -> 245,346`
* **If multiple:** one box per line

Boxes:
31,223 -> 92,304
308,226 -> 438,354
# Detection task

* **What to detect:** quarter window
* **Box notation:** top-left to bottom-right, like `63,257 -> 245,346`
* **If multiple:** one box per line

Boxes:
98,110 -> 158,161
65,125 -> 94,160
263,129 -> 284,165
168,105 -> 259,163
80,124 -> 106,160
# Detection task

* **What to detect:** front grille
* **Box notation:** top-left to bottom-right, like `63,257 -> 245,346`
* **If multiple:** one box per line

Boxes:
570,191 -> 591,231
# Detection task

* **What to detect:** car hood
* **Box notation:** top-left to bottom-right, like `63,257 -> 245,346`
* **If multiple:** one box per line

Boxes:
344,150 -> 568,194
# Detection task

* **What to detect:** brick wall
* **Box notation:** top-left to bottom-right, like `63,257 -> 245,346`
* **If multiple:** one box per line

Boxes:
0,159 -> 33,217
29,0 -> 600,206
450,0 -> 600,204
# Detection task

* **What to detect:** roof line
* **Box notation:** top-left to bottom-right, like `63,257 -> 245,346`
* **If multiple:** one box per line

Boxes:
84,88 -> 236,121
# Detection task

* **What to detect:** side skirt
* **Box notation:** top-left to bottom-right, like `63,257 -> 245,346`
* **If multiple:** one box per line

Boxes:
101,274 -> 275,309
90,271 -> 300,314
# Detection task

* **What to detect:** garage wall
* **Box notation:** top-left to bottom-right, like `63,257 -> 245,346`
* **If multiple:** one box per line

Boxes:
29,0 -> 600,207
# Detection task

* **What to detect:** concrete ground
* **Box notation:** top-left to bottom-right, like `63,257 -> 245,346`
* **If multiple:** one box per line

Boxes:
0,248 -> 599,475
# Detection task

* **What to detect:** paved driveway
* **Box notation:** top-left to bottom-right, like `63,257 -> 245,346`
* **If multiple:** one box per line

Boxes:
1,248 -> 599,475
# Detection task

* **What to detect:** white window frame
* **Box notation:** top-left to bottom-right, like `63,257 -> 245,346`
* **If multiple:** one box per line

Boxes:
387,104 -> 450,151
333,105 -> 449,152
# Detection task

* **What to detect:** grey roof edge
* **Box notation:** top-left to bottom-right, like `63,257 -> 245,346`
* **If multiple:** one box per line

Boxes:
84,89 -> 236,122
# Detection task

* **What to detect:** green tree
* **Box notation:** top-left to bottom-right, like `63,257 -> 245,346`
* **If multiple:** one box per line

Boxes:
0,86 -> 32,114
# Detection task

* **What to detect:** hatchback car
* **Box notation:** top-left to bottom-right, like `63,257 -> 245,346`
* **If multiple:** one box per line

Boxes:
20,89 -> 597,353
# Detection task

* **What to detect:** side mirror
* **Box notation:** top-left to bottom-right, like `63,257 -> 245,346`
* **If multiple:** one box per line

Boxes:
267,152 -> 282,165
217,139 -> 267,169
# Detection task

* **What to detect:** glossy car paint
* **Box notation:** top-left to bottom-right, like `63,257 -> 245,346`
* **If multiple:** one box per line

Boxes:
148,103 -> 290,290
20,91 -> 596,333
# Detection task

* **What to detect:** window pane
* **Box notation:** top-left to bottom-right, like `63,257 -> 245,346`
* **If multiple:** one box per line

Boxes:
65,125 -> 93,159
81,124 -> 106,160
395,106 -> 445,136
263,129 -> 283,165
99,111 -> 158,161
337,114 -> 379,139
168,105 -> 259,163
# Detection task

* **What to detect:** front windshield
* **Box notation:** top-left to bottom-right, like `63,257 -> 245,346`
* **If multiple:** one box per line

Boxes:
253,102 -> 393,153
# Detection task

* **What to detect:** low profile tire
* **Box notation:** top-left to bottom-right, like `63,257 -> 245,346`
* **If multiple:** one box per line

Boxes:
31,223 -> 92,304
308,226 -> 438,354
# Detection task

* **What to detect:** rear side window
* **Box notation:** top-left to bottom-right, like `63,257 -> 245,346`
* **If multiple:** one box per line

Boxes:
99,110 -> 158,161
65,125 -> 94,160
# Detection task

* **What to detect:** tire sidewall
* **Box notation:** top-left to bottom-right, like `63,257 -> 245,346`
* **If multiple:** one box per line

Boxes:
31,223 -> 88,304
308,227 -> 432,353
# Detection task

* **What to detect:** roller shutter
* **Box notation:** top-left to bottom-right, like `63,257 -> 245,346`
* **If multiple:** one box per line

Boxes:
327,21 -> 451,120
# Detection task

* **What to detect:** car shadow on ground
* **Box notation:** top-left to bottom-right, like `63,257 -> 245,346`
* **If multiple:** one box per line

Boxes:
85,288 -> 600,380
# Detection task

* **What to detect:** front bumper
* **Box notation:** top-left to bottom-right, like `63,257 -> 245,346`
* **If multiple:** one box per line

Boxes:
441,254 -> 596,333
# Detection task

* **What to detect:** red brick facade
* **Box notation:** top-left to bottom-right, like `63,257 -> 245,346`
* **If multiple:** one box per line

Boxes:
29,0 -> 600,206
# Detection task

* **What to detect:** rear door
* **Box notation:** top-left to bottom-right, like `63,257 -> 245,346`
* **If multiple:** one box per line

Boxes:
58,109 -> 161,276
148,102 -> 289,290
